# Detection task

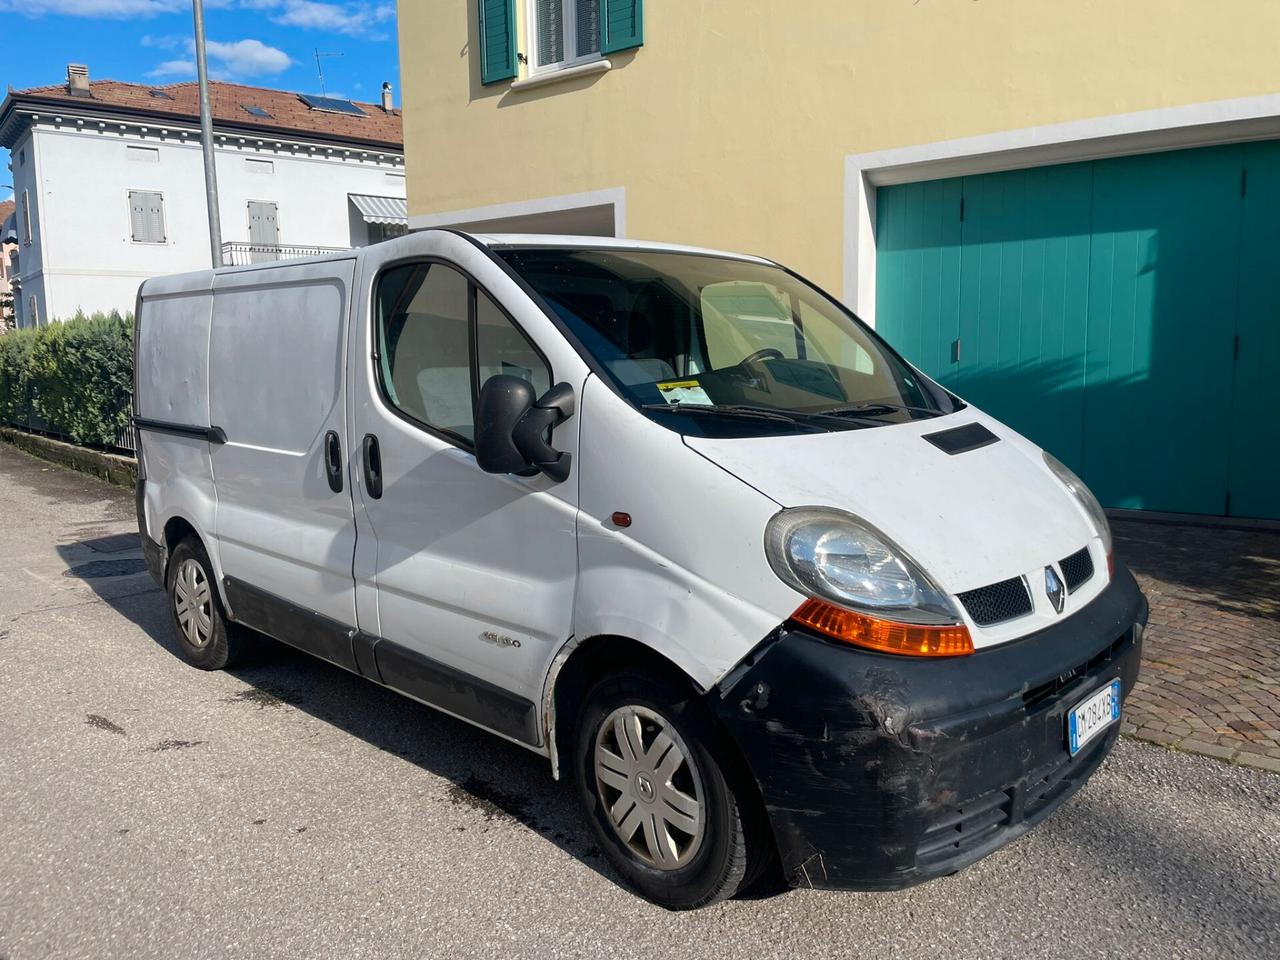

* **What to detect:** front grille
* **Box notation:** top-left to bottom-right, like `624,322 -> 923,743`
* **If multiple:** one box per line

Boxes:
1059,546 -> 1095,594
916,787 -> 1013,869
1022,631 -> 1131,712
958,576 -> 1033,626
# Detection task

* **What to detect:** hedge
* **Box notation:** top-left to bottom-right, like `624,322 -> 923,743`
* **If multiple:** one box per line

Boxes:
0,310 -> 134,448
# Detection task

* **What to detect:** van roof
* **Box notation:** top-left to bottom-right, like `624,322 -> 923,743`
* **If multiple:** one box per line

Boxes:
138,232 -> 777,299
467,233 -> 776,265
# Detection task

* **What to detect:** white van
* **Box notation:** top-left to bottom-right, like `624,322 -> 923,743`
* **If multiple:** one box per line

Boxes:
134,230 -> 1146,909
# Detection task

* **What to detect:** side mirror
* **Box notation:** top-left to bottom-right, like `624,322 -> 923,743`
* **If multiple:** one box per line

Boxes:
475,374 -> 575,483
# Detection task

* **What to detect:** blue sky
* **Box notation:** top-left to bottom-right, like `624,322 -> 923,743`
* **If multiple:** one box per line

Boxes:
0,1 -> 402,199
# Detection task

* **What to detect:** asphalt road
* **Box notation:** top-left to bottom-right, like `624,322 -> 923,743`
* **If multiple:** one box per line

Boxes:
1,442 -> 1277,960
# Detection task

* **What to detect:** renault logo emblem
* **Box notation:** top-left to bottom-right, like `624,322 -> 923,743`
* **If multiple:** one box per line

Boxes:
1045,566 -> 1065,614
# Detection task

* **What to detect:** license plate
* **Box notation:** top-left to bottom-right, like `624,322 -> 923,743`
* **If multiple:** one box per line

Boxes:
1067,679 -> 1122,756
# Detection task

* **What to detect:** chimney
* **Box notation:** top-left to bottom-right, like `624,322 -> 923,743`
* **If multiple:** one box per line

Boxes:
381,81 -> 393,113
67,64 -> 90,97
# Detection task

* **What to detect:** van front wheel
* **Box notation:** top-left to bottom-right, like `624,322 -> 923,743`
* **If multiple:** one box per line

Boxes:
574,672 -> 763,909
166,537 -> 246,671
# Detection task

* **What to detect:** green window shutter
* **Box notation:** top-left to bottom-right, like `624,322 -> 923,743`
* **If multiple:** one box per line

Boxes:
600,0 -> 643,54
479,0 -> 518,85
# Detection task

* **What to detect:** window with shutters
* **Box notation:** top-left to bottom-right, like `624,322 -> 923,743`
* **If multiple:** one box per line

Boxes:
128,190 -> 166,244
527,0 -> 601,75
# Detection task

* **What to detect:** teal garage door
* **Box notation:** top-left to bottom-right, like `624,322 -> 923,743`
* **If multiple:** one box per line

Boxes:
876,142 -> 1280,520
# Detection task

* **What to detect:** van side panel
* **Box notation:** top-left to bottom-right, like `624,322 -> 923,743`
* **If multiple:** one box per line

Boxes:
135,281 -> 217,557
208,261 -> 359,645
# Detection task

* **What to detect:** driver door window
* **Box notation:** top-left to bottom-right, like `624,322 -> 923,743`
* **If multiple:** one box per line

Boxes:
376,262 -> 550,446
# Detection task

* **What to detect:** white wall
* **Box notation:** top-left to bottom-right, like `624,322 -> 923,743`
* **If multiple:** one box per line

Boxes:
10,129 -> 44,328
19,122 -> 405,322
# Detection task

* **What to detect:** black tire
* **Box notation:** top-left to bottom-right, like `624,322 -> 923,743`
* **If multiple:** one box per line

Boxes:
166,536 -> 247,671
573,671 -> 767,910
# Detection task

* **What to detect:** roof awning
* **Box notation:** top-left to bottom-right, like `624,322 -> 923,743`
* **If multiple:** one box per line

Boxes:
349,193 -> 407,225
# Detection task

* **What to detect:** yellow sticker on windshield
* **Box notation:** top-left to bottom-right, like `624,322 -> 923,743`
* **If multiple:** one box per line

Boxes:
656,379 -> 713,406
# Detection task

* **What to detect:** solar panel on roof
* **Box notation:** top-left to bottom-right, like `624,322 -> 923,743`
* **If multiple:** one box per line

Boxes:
243,105 -> 272,118
297,94 -> 366,117
148,89 -> 174,99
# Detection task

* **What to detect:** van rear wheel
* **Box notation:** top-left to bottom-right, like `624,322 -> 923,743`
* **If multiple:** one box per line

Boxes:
573,672 -> 765,910
166,537 -> 246,671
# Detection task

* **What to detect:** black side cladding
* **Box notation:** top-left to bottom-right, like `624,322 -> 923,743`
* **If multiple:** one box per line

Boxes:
135,479 -> 165,585
372,639 -> 539,745
922,422 -> 999,455
223,576 -> 359,673
219,576 -> 539,746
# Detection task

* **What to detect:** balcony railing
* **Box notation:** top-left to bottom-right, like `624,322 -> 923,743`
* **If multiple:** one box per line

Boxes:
220,242 -> 349,266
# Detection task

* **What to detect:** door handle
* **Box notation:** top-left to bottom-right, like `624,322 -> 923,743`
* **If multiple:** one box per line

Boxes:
362,433 -> 383,499
323,430 -> 343,493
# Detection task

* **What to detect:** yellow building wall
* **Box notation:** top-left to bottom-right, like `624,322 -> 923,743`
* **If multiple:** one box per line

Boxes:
398,0 -> 1280,294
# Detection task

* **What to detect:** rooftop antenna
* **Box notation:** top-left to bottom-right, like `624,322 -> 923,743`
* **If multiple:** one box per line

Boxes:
314,48 -> 343,96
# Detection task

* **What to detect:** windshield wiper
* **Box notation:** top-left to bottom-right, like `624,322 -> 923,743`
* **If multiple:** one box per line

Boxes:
824,401 -> 945,419
640,402 -> 887,432
640,403 -> 829,430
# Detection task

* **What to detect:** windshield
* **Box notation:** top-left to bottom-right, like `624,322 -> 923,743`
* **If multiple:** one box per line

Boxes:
495,247 -> 961,436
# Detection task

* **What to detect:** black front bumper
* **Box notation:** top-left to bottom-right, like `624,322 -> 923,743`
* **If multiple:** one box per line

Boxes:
714,564 -> 1148,890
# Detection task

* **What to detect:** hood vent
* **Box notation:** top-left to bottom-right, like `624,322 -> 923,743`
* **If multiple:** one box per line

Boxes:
923,422 -> 999,455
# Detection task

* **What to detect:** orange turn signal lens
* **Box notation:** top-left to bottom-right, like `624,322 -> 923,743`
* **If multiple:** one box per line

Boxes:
792,598 -> 974,657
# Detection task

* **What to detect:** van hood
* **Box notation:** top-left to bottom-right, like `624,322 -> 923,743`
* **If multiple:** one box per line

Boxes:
684,411 -> 1096,595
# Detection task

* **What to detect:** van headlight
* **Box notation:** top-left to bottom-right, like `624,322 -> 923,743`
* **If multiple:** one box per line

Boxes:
1042,452 -> 1112,557
764,507 -> 961,626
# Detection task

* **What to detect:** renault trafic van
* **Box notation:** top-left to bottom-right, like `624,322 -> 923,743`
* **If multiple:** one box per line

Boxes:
134,230 -> 1146,910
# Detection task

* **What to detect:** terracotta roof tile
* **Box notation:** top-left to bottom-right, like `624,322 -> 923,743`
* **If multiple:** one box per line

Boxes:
0,200 -> 14,222
5,78 -> 402,150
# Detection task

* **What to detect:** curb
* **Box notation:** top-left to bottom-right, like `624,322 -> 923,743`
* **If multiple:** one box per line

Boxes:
1121,728 -> 1280,775
0,427 -> 137,488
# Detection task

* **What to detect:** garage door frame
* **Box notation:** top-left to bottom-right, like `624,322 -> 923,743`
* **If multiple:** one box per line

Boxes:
843,91 -> 1280,325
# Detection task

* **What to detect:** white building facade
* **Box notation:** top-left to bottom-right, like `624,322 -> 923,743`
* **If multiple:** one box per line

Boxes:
1,68 -> 406,327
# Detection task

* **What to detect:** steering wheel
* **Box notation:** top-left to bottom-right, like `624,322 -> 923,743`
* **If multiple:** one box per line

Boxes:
739,347 -> 784,368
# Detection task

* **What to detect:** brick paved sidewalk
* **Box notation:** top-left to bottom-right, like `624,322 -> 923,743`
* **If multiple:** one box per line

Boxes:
1115,518 -> 1280,774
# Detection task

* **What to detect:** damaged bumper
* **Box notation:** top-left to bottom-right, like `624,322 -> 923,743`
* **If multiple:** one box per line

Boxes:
713,564 -> 1148,890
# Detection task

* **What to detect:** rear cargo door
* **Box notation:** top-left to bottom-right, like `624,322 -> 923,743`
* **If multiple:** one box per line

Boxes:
208,258 -> 361,670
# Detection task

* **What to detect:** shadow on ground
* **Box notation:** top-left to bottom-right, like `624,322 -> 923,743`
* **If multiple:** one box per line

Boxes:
1114,519 -> 1280,623
53,534 -> 796,901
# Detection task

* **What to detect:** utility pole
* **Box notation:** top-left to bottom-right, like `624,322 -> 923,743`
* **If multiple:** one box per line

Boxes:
192,0 -> 223,267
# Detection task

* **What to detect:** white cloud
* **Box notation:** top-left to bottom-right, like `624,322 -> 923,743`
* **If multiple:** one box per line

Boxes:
265,1 -> 395,40
140,33 -> 186,50
0,0 -> 186,16
146,58 -> 195,79
206,39 -> 292,77
146,37 -> 291,81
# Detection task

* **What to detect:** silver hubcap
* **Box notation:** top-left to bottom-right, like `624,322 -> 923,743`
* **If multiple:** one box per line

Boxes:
594,705 -> 705,870
173,558 -> 213,649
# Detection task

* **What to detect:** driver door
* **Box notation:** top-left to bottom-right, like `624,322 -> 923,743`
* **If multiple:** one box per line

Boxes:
349,243 -> 583,746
